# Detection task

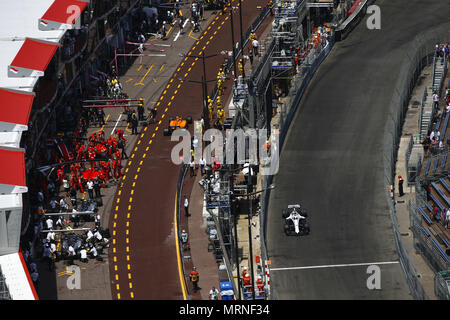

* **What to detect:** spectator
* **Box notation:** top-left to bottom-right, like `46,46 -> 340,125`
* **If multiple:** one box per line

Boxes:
184,195 -> 190,217
80,246 -> 88,263
87,179 -> 94,199
189,267 -> 200,292
209,286 -> 219,300
181,229 -> 189,251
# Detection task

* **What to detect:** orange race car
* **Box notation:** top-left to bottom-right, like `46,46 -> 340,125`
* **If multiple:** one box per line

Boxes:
163,115 -> 192,136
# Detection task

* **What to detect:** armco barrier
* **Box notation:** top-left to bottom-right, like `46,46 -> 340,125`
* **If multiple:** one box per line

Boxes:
335,0 -> 376,41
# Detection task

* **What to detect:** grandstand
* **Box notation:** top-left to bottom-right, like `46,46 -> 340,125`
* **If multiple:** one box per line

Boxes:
410,47 -> 450,293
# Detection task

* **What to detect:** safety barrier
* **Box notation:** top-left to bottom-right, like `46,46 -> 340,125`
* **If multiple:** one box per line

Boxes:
176,164 -> 190,298
383,22 -> 450,299
335,0 -> 376,41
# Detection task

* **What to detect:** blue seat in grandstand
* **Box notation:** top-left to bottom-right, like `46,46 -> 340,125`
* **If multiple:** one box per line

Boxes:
418,207 -> 433,225
440,153 -> 447,170
429,192 -> 445,211
426,202 -> 434,213
431,239 -> 450,263
436,233 -> 450,248
421,226 -> 431,237
431,182 -> 450,207
424,159 -> 431,176
440,178 -> 450,192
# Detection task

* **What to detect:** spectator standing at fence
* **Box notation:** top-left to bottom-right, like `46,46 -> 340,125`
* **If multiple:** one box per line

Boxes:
398,176 -> 404,197
184,195 -> 190,217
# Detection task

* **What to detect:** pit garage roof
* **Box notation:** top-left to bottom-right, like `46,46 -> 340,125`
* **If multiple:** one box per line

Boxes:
0,148 -> 27,194
0,88 -> 34,128
41,0 -> 89,25
0,0 -> 87,91
9,38 -> 59,76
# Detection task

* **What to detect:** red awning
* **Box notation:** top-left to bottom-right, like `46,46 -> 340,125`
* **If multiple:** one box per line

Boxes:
0,148 -> 26,187
10,38 -> 58,73
0,89 -> 34,126
41,0 -> 89,24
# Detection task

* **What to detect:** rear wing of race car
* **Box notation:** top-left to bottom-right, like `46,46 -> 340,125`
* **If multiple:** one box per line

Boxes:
287,205 -> 301,209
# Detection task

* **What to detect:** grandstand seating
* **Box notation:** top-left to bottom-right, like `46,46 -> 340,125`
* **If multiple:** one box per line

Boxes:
414,46 -> 449,271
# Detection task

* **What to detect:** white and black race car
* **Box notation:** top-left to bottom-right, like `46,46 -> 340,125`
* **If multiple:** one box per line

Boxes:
282,204 -> 310,236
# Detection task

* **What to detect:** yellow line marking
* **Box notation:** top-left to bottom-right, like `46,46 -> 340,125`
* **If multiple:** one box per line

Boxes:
143,153 -> 147,158
129,197 -> 133,203
128,273 -> 132,279
137,65 -> 143,71
116,284 -> 120,290
117,293 -> 121,299
126,78 -> 133,83
115,274 -> 119,281
135,64 -> 154,85
125,168 -> 129,173
146,146 -> 150,151
159,64 -> 165,72
132,182 -> 136,187
131,154 -> 135,159
137,167 -> 141,173
129,283 -> 133,289
131,190 -> 134,195
130,292 -> 134,298
174,192 -> 187,300
115,205 -> 119,211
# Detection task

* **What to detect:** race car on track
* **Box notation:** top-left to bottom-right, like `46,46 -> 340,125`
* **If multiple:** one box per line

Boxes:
163,115 -> 192,136
282,204 -> 310,236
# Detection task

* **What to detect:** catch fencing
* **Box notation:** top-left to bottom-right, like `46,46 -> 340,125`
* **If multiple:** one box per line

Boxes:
383,23 -> 450,300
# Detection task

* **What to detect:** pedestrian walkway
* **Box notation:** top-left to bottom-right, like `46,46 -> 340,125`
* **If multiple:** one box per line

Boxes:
180,8 -> 275,300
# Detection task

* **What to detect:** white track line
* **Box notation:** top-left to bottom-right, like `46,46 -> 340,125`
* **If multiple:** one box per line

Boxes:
174,30 -> 181,42
111,113 -> 122,136
270,261 -> 399,271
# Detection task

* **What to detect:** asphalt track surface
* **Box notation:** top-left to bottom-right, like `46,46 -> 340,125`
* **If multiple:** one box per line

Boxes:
108,0 -> 267,300
266,0 -> 450,300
